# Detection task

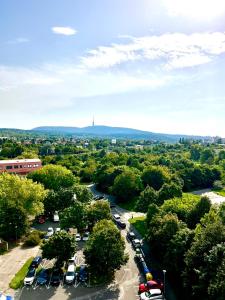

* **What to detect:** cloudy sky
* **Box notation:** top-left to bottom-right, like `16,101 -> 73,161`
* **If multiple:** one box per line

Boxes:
1,0 -> 225,136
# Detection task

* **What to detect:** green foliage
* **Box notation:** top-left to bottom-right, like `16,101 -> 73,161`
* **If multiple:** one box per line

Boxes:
128,216 -> 146,237
87,200 -> 111,228
142,166 -> 170,190
24,230 -> 42,246
112,168 -> 143,202
200,148 -> 214,164
60,201 -> 87,231
28,164 -> 75,191
73,185 -> 93,203
0,172 -> 47,216
158,182 -> 182,204
84,220 -> 128,278
135,186 -> 158,212
183,220 -> 225,298
0,204 -> 28,240
41,231 -> 76,264
9,257 -> 34,289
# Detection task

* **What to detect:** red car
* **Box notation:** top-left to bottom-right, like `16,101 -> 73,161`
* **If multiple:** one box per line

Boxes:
139,280 -> 163,294
37,215 -> 46,224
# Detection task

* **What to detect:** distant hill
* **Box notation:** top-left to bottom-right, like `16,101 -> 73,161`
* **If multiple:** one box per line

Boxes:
31,125 -> 207,142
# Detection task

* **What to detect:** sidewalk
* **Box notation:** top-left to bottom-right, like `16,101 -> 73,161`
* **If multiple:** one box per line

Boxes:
0,244 -> 39,297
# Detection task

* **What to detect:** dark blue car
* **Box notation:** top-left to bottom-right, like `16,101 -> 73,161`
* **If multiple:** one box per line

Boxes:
31,256 -> 42,268
78,265 -> 88,282
36,269 -> 49,285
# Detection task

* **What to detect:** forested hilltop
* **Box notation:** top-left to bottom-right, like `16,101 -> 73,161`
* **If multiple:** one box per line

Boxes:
1,136 -> 225,298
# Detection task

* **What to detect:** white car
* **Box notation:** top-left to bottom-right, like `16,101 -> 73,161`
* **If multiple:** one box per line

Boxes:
82,232 -> 90,241
68,254 -> 76,265
24,268 -> 36,285
140,289 -> 164,300
65,264 -> 76,284
75,233 -> 81,242
113,214 -> 120,220
47,227 -> 54,235
55,227 -> 61,233
53,211 -> 59,222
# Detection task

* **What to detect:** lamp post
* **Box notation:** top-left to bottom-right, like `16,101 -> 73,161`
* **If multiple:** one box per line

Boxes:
163,269 -> 166,298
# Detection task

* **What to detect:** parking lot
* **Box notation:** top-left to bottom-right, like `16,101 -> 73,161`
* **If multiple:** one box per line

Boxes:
17,206 -> 145,300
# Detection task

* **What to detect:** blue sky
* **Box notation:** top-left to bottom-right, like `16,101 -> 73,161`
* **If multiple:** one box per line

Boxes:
0,0 -> 225,136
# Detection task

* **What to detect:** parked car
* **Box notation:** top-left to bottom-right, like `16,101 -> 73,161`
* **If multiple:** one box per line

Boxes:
47,227 -> 54,235
132,238 -> 141,249
78,265 -> 88,282
65,264 -> 76,284
37,215 -> 46,224
30,256 -> 42,268
24,268 -> 36,285
36,269 -> 50,286
53,211 -> 59,222
94,195 -> 105,200
127,231 -> 136,241
75,233 -> 81,242
82,232 -> 90,241
117,220 -> 126,229
139,280 -> 164,294
135,247 -> 145,259
139,289 -> 164,300
68,255 -> 76,265
50,268 -> 63,286
110,202 -> 116,208
55,227 -> 61,233
113,214 -> 120,221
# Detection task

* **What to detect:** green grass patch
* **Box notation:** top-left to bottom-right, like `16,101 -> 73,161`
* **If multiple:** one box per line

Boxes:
118,197 -> 138,211
213,188 -> 225,197
9,257 -> 33,289
128,216 -> 146,237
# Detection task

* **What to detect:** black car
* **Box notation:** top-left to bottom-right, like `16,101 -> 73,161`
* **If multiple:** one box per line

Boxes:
31,256 -> 42,268
36,269 -> 50,286
94,195 -> 105,200
78,265 -> 88,282
117,220 -> 126,229
127,231 -> 136,241
50,268 -> 63,286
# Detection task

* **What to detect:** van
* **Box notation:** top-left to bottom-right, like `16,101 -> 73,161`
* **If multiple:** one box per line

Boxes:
65,264 -> 76,284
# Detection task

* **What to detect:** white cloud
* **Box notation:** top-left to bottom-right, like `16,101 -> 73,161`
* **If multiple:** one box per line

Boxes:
162,0 -> 225,20
81,32 -> 225,70
51,26 -> 77,36
6,37 -> 29,44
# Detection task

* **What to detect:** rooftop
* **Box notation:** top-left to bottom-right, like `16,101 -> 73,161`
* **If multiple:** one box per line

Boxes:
0,158 -> 41,165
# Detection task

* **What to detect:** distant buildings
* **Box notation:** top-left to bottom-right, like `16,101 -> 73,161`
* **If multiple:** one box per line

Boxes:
0,158 -> 42,175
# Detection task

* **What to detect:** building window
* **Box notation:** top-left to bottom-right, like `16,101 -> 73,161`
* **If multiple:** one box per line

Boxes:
20,165 -> 23,168
14,165 -> 19,169
6,166 -> 12,170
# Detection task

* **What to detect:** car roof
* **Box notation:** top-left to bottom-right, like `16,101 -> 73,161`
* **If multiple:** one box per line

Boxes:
67,265 -> 75,272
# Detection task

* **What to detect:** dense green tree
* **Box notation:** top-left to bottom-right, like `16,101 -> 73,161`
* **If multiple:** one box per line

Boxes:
84,220 -> 128,278
0,205 -> 28,240
87,200 -> 111,228
0,173 -> 47,216
73,185 -> 93,203
60,201 -> 87,231
142,166 -> 170,190
158,182 -> 182,204
41,231 -> 76,265
190,145 -> 201,161
135,186 -> 158,212
112,169 -> 143,202
183,220 -> 225,299
187,196 -> 211,229
200,149 -> 214,164
28,164 -> 75,191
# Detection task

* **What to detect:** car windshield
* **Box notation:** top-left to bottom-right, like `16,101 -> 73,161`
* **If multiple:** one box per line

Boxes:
27,269 -> 35,277
66,271 -> 74,276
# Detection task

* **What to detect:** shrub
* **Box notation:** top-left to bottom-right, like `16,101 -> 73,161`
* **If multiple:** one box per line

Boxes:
213,180 -> 223,190
24,230 -> 42,246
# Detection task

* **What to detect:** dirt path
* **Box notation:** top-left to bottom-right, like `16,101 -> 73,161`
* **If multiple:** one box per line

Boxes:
192,189 -> 225,205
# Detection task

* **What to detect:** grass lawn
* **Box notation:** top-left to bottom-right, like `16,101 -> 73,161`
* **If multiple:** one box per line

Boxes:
9,257 -> 34,289
213,188 -> 225,197
128,216 -> 146,237
118,197 -> 138,211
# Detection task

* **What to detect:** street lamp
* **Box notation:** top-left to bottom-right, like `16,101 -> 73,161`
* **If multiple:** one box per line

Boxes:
163,269 -> 166,298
